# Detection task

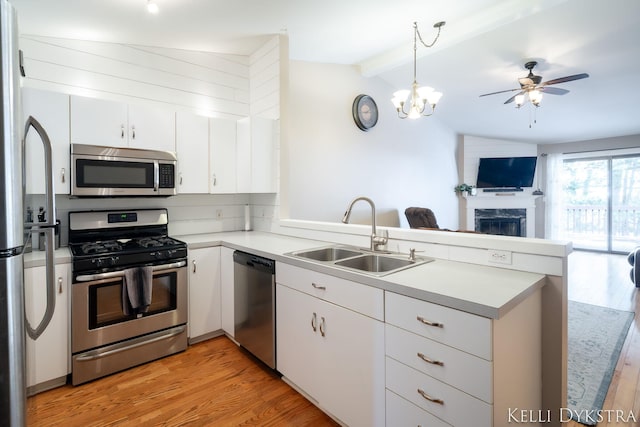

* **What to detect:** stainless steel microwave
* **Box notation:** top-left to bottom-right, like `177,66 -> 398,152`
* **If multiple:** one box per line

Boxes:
70,144 -> 177,197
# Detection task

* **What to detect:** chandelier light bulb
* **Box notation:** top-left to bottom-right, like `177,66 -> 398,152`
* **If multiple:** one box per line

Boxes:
147,0 -> 159,14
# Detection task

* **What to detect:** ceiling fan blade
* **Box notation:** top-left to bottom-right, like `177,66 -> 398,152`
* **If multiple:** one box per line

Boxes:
540,87 -> 570,95
479,87 -> 521,97
542,73 -> 589,86
504,91 -> 524,104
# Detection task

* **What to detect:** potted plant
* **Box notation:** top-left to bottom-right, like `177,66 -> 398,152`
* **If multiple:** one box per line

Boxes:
454,183 -> 476,196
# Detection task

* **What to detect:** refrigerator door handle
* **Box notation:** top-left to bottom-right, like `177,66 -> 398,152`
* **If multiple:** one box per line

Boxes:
25,227 -> 56,340
23,116 -> 57,340
23,116 -> 56,226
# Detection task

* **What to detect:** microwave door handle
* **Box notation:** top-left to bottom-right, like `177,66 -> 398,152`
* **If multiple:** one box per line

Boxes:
154,162 -> 159,192
23,116 -> 56,226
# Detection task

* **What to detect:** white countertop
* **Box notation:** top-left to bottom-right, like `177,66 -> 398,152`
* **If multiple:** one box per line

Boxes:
27,231 -> 545,319
178,231 -> 546,319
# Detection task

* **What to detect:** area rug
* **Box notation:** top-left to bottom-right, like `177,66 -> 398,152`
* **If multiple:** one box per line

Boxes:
567,300 -> 634,425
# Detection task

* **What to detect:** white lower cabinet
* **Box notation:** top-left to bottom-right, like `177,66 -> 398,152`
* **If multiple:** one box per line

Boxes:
188,247 -> 221,341
384,291 -> 542,427
276,263 -> 385,427
24,262 -> 70,393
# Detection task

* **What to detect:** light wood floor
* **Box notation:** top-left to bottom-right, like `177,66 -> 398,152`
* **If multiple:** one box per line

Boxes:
27,251 -> 639,426
566,250 -> 640,427
26,336 -> 339,426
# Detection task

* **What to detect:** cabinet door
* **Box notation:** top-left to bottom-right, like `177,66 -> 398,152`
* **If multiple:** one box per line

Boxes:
176,112 -> 209,194
188,247 -> 221,340
276,284 -> 322,402
128,104 -> 175,152
277,283 -> 385,426
22,88 -> 71,194
24,263 -> 70,390
209,118 -> 237,194
250,117 -> 276,193
70,96 -> 128,147
236,117 -> 276,194
220,247 -> 235,336
316,292 -> 385,427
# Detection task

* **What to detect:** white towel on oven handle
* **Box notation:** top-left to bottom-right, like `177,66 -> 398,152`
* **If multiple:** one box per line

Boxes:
122,266 -> 154,315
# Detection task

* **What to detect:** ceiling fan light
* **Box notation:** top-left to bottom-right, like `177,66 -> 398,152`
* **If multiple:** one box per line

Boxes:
515,94 -> 525,106
529,89 -> 542,104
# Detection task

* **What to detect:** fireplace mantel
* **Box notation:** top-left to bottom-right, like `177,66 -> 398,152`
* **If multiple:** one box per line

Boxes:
462,193 -> 540,237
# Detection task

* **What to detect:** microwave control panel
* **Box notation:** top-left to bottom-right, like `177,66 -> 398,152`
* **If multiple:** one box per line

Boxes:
158,163 -> 175,188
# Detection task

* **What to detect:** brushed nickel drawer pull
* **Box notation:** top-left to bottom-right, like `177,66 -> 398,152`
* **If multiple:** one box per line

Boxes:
319,316 -> 326,337
417,352 -> 444,366
417,388 -> 444,405
311,282 -> 326,290
416,315 -> 443,328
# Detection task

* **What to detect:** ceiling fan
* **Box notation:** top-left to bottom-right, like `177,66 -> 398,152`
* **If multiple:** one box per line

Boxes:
479,61 -> 589,107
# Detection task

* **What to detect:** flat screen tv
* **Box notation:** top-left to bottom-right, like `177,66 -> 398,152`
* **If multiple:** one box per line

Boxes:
476,156 -> 537,189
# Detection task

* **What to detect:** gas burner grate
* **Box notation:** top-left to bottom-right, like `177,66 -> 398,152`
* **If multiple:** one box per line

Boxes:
80,241 -> 123,255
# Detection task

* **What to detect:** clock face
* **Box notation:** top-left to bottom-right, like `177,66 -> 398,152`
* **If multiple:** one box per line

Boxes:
352,94 -> 378,131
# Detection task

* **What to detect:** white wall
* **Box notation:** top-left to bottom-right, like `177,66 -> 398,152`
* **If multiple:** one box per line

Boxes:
283,61 -> 459,230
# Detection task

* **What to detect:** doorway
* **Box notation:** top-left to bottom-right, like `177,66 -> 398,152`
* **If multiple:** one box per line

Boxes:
562,154 -> 640,253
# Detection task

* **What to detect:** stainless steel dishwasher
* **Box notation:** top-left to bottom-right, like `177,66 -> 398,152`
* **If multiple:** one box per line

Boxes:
233,250 -> 276,369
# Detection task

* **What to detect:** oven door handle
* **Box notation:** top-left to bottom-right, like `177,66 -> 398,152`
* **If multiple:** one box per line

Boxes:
75,260 -> 187,282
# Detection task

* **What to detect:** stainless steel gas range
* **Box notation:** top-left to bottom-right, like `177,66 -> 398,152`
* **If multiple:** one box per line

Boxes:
68,209 -> 188,385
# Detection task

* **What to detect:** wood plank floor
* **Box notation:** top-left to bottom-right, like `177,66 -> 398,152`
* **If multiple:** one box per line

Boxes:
27,250 -> 639,426
565,251 -> 640,427
26,336 -> 338,426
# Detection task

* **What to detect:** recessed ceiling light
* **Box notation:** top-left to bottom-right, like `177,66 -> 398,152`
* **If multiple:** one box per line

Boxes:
147,0 -> 159,14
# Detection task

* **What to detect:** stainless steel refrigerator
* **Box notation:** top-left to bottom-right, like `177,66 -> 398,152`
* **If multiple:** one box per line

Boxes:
1,1 -> 57,425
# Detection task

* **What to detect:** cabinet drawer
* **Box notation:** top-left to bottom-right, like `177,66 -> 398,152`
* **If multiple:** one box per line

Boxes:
386,357 -> 492,427
276,263 -> 384,320
386,324 -> 492,403
386,389 -> 451,427
385,291 -> 492,359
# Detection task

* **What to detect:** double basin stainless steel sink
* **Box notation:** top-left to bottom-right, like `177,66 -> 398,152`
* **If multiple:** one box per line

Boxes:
286,245 -> 433,276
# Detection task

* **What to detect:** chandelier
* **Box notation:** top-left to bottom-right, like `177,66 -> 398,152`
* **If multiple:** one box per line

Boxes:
391,21 -> 445,119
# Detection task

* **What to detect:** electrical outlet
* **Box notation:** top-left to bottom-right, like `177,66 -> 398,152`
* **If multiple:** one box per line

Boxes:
215,209 -> 223,219
488,249 -> 512,265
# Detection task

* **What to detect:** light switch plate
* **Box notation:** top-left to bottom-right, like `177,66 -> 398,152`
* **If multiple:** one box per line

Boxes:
488,249 -> 512,265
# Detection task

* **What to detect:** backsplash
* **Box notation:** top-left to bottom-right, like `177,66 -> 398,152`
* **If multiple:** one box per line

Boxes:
25,193 -> 278,246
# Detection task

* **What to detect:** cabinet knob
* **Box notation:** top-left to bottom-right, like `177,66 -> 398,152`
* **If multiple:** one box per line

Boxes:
58,277 -> 63,294
212,174 -> 217,186
121,125 -> 125,139
319,316 -> 326,337
311,312 -> 317,332
131,125 -> 136,140
61,168 -> 65,183
180,173 -> 183,185
192,260 -> 197,273
311,282 -> 326,290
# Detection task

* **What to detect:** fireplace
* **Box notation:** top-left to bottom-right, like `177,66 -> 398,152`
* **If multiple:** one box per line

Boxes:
475,208 -> 526,237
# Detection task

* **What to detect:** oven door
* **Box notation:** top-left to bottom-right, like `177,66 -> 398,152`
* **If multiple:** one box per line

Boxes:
71,261 -> 187,354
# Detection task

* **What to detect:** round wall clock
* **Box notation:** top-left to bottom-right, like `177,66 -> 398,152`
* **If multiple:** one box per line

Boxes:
352,94 -> 378,131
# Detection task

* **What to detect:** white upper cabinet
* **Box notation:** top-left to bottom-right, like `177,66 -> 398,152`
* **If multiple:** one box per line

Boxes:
22,88 -> 71,195
237,117 -> 277,193
128,104 -> 175,152
209,117 -> 237,194
175,111 -> 209,194
70,96 -> 175,151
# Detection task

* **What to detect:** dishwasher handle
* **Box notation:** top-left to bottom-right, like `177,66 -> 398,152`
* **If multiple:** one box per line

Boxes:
233,250 -> 275,274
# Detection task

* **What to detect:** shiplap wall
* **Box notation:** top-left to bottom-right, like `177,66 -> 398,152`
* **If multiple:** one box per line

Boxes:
19,34 -> 282,235
462,135 -> 538,186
